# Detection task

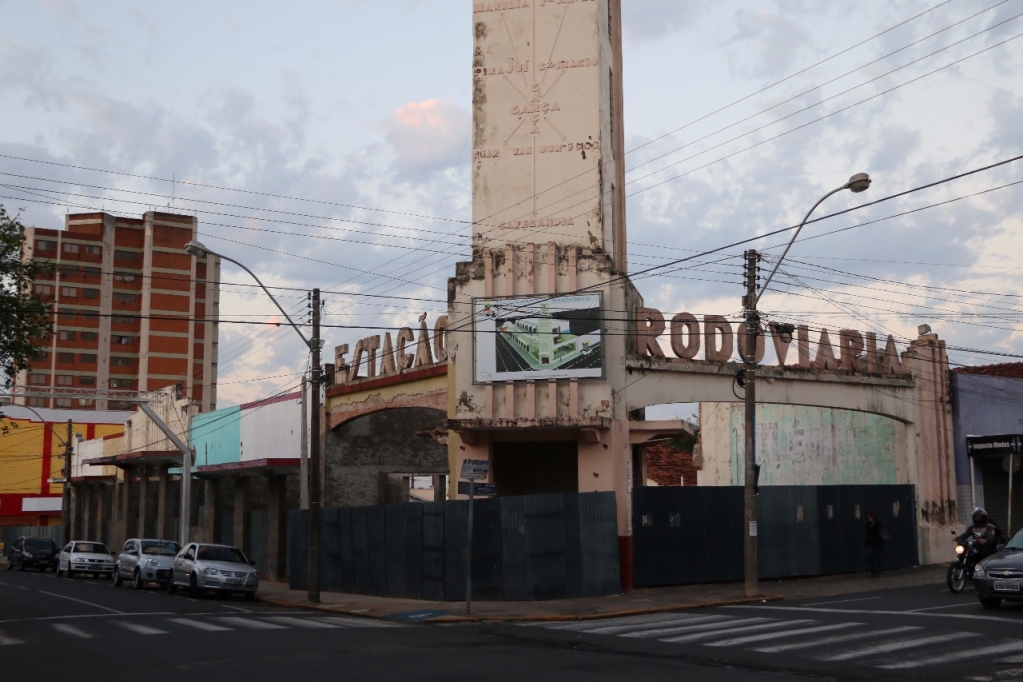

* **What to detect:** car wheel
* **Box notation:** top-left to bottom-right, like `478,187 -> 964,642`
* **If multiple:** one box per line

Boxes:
947,564 -> 966,593
19,560 -> 26,572
112,568 -> 122,587
979,596 -> 1002,609
50,562 -> 57,573
133,569 -> 144,590
189,572 -> 200,598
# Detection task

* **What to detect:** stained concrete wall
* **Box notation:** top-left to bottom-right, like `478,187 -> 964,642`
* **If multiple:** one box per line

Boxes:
323,407 -> 448,508
700,403 -> 902,487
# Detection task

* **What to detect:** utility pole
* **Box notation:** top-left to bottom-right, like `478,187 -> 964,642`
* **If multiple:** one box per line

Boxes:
62,419 -> 73,544
308,288 -> 322,603
300,374 -> 309,509
742,249 -> 760,598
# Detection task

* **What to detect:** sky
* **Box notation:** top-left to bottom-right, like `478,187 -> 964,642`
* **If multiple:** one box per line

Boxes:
1,0 -> 1021,418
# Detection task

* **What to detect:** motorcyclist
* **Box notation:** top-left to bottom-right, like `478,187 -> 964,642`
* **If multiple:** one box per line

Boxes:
958,507 -> 999,561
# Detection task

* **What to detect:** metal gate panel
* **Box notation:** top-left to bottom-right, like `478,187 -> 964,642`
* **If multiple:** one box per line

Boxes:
401,503 -> 423,599
287,510 -> 308,590
499,496 -> 529,600
384,505 -> 403,598
758,487 -> 820,579
351,506 -> 371,594
523,494 -> 568,600
366,505 -> 387,596
577,491 -> 621,597
471,497 -> 503,601
337,506 -> 356,593
421,502 -> 445,600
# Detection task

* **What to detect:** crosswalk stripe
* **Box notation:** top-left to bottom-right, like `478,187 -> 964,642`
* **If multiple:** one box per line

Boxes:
318,616 -> 402,628
623,617 -> 771,639
544,613 -> 707,631
0,632 -> 24,645
263,616 -> 338,629
754,626 -> 922,653
818,632 -> 973,662
218,617 -> 288,630
880,641 -> 1023,670
167,618 -> 232,632
584,614 -> 732,636
706,622 -> 860,647
663,619 -> 813,644
116,622 -> 166,635
52,624 -> 93,639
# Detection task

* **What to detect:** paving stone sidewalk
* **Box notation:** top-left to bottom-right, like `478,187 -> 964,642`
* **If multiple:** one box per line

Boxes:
256,563 -> 947,623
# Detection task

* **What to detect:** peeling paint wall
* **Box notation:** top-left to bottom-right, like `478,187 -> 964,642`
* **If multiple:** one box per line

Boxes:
700,403 -> 900,487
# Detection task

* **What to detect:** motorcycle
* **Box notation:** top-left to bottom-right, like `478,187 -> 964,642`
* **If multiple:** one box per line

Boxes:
948,530 -> 980,593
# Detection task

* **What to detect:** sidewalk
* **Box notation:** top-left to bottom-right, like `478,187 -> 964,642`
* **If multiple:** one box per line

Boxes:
257,563 -> 948,623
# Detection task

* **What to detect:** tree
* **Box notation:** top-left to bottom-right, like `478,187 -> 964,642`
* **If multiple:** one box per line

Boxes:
0,205 -> 53,389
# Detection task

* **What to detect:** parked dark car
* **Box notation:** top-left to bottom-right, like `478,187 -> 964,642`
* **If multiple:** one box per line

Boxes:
6,536 -> 59,571
974,530 -> 1023,608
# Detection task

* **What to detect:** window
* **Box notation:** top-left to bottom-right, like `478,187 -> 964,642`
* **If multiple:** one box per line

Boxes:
85,245 -> 101,256
114,293 -> 136,303
113,315 -> 133,325
58,309 -> 76,320
28,373 -> 47,385
115,250 -> 138,262
113,336 -> 134,345
55,398 -> 72,408
109,400 -> 132,410
83,288 -> 100,299
80,332 -> 98,342
35,239 -> 55,252
78,398 -> 94,408
111,357 -> 133,366
80,310 -> 98,320
113,272 -> 136,282
34,284 -> 52,295
60,286 -> 77,298
83,266 -> 101,277
32,351 -> 47,362
79,375 -> 96,386
62,243 -> 80,254
109,378 -> 133,388
56,375 -> 74,386
79,353 -> 97,364
60,265 -> 79,277
57,352 -> 75,363
58,330 -> 76,341
27,397 -> 46,407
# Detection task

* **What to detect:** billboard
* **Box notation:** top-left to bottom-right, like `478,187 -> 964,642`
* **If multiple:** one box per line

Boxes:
473,293 -> 603,382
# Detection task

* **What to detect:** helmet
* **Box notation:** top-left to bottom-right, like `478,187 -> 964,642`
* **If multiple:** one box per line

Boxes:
972,507 -> 988,525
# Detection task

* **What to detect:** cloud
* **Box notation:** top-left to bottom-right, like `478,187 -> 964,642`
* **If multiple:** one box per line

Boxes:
382,99 -> 469,179
622,0 -> 708,43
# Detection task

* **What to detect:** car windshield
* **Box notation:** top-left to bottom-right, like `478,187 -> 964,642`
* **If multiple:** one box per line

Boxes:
141,541 -> 179,556
74,543 -> 109,554
25,539 -> 55,550
1005,531 -> 1023,551
196,546 -> 247,564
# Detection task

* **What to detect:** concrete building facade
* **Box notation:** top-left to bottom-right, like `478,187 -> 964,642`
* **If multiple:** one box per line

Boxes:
20,211 -> 220,412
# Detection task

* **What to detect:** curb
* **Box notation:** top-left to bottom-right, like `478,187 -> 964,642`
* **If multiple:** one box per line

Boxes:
255,593 -> 784,624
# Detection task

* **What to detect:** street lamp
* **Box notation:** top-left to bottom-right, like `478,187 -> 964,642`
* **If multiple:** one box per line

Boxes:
740,173 -> 870,599
184,240 -> 324,604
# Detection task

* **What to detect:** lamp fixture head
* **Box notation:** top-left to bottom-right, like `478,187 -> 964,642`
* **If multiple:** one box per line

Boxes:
846,172 -> 871,193
184,240 -> 208,258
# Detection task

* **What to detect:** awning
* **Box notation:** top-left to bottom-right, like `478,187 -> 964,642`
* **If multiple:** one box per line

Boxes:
83,450 -> 186,469
194,458 -> 300,479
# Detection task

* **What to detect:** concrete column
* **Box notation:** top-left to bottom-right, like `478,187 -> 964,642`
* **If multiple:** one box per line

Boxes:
68,485 -> 78,542
202,479 -> 220,544
156,465 -> 169,540
120,470 -> 134,544
233,477 -> 251,556
81,485 -> 92,539
96,484 -> 107,547
137,465 -> 149,539
266,475 -> 288,582
433,475 -> 447,502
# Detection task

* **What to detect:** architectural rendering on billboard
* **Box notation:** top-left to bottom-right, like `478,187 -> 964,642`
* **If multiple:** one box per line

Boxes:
473,293 -> 603,382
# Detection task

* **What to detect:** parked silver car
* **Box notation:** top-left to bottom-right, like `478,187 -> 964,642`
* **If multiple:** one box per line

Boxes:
167,543 -> 259,599
113,538 -> 180,589
56,541 -> 115,579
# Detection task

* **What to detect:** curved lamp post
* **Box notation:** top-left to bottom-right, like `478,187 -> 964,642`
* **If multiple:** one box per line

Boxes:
184,240 -> 324,604
741,172 -> 871,599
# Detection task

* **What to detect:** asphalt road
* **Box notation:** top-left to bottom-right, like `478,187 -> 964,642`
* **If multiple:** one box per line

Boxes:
0,566 -> 799,681
510,582 -> 1023,681
496,332 -> 533,373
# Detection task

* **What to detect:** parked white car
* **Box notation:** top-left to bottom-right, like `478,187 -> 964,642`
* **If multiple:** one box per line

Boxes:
56,541 -> 115,579
168,543 -> 259,599
113,538 -> 180,589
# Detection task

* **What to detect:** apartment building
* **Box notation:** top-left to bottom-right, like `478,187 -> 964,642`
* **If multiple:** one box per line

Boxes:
18,211 -> 220,412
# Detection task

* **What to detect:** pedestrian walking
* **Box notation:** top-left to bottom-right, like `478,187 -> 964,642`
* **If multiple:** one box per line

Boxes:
865,512 -> 886,577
